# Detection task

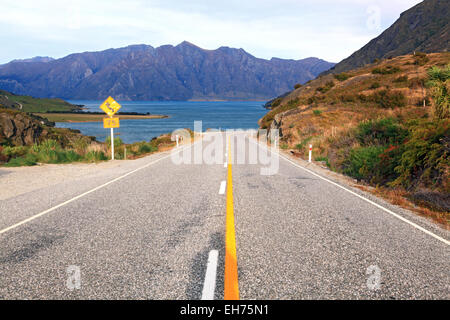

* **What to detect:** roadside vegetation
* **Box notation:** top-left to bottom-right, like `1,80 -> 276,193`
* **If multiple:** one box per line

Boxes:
1,133 -> 180,167
262,53 -> 449,225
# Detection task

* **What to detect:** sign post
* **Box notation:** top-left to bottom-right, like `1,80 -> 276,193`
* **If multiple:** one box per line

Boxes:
100,97 -> 121,160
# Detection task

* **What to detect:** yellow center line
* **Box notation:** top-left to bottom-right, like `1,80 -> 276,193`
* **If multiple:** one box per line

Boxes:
224,136 -> 240,300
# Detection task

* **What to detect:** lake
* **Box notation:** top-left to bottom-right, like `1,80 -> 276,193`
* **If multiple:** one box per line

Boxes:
57,101 -> 268,143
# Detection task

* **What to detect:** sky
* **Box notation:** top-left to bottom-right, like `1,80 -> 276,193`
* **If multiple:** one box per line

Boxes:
0,0 -> 423,64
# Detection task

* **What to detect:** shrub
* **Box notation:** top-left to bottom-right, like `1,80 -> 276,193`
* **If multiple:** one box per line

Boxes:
370,90 -> 406,108
316,81 -> 335,93
313,109 -> 322,116
280,144 -> 289,150
2,146 -> 28,158
426,65 -> 450,119
334,73 -> 351,81
413,52 -> 429,66
84,151 -> 108,162
294,83 -> 302,89
355,118 -> 408,146
71,138 -> 89,155
369,82 -> 381,90
138,143 -> 157,154
343,146 -> 385,180
295,137 -> 312,151
340,94 -> 356,103
105,136 -> 123,147
408,77 -> 425,89
393,75 -> 408,83
315,156 -> 330,167
372,66 -> 401,75
3,153 -> 37,167
392,119 -> 449,190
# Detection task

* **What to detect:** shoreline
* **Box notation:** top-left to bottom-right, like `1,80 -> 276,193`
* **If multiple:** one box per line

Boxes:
34,112 -> 169,123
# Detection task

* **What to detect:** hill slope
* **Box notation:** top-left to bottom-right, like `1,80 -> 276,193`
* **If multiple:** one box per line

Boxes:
260,52 -> 449,221
0,42 -> 334,101
328,0 -> 449,74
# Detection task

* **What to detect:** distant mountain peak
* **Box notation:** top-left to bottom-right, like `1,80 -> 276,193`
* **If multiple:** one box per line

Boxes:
10,56 -> 54,63
0,42 -> 334,101
328,0 -> 449,74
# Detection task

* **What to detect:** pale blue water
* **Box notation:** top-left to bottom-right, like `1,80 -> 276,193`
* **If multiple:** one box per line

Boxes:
57,101 -> 267,143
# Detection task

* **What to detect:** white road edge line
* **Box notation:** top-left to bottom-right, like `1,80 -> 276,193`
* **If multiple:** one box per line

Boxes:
201,250 -> 219,300
219,181 -> 226,195
250,138 -> 450,246
0,142 -> 198,236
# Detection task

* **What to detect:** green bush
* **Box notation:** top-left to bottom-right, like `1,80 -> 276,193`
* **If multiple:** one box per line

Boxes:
393,75 -> 408,83
84,151 -> 108,162
356,118 -> 408,146
343,146 -> 385,180
316,81 -> 335,93
369,82 -> 381,90
334,73 -> 351,81
138,143 -> 156,154
369,90 -> 406,108
392,119 -> 449,189
313,109 -> 322,116
294,83 -> 302,89
426,65 -> 450,119
105,136 -> 123,147
3,153 -> 37,167
295,137 -> 312,151
2,146 -> 28,158
372,66 -> 401,75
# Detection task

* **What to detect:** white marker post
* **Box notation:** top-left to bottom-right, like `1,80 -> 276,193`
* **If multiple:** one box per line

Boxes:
176,135 -> 179,147
110,127 -> 115,160
309,144 -> 312,163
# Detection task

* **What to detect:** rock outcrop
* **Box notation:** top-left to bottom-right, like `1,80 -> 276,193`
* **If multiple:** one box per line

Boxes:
0,109 -> 48,145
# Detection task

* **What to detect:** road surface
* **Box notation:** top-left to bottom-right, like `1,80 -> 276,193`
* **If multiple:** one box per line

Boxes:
0,132 -> 448,299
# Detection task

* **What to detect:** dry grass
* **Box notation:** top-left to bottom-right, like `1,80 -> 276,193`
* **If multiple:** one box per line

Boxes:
265,52 -> 450,225
355,185 -> 449,228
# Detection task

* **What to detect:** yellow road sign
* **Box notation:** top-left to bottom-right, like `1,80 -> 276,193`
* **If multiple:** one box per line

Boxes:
100,96 -> 121,117
103,117 -> 120,128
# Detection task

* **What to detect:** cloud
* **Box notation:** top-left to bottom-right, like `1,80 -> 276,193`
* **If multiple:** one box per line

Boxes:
0,0 -> 422,63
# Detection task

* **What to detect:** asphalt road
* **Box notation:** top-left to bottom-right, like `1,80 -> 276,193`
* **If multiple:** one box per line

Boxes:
0,132 -> 448,299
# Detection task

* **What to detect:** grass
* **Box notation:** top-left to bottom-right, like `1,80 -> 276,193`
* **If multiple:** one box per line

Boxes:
261,53 -> 450,225
313,109 -> 322,116
0,90 -> 79,113
1,131 -> 178,167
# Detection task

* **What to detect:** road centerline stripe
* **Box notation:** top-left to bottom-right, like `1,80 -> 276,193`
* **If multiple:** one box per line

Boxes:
224,137 -> 240,300
201,250 -> 219,300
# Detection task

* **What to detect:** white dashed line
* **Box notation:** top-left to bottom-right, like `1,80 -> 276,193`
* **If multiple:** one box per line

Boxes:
219,181 -> 226,195
201,250 -> 219,300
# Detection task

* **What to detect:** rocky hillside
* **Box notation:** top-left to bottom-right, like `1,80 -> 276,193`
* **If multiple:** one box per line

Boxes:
327,0 -> 449,74
260,52 -> 449,221
0,42 -> 334,101
0,91 -> 93,147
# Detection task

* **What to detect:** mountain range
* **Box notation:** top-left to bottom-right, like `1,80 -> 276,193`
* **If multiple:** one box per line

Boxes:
0,42 -> 334,101
327,0 -> 449,74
